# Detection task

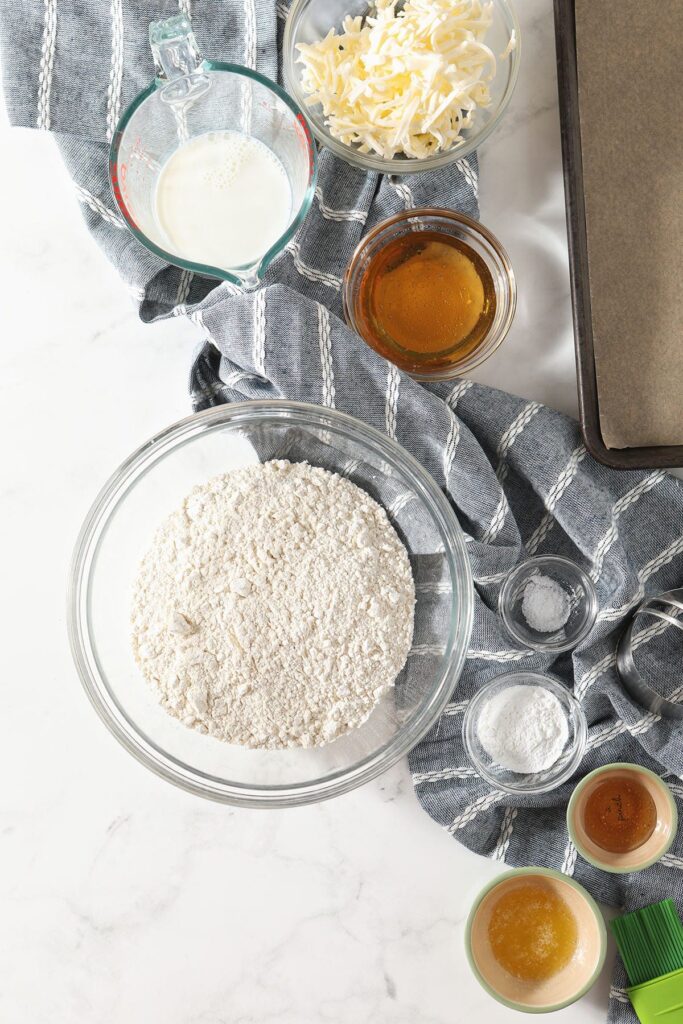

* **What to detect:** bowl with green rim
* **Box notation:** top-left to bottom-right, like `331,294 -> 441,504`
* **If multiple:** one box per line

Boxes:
465,867 -> 607,1013
567,763 -> 677,873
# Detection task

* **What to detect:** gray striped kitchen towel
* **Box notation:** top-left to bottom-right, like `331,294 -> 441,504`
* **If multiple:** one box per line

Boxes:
2,2 -> 682,1020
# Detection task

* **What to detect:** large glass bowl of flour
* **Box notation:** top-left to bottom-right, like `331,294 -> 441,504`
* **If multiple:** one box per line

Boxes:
69,402 -> 473,806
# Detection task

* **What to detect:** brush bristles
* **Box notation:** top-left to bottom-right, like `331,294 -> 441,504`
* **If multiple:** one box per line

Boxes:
611,900 -> 683,987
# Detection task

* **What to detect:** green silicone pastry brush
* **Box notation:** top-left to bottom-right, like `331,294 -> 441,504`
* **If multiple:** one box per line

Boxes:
611,899 -> 683,1024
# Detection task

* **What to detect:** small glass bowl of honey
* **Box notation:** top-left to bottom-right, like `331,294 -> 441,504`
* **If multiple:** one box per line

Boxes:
567,763 -> 677,873
342,208 -> 516,380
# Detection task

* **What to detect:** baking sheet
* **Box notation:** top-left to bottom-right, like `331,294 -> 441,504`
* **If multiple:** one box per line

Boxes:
573,0 -> 683,449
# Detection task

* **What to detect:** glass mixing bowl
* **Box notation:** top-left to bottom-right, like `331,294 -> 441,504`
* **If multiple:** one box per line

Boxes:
68,402 -> 473,807
283,0 -> 521,175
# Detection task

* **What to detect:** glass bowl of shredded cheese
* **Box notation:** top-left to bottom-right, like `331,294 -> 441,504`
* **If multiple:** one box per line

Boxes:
283,0 -> 520,173
69,401 -> 473,807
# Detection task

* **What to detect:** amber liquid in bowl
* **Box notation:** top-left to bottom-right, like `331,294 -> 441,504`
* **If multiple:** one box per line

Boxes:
488,879 -> 579,983
582,776 -> 658,854
355,231 -> 496,375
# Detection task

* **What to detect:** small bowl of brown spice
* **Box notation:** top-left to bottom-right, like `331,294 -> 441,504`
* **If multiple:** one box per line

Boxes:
342,208 -> 516,380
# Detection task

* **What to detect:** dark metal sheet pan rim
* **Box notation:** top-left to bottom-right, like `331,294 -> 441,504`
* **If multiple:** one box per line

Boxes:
553,0 -> 683,470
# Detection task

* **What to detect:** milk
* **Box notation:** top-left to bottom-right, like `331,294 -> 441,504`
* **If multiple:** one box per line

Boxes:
155,131 -> 292,272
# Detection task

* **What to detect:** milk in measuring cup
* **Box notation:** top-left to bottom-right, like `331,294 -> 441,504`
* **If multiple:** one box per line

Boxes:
154,131 -> 292,271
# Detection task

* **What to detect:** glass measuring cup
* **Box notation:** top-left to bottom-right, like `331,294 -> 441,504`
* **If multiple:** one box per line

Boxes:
109,15 -> 317,290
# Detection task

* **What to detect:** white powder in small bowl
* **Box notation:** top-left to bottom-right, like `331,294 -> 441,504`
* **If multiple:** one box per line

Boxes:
521,574 -> 571,633
476,684 -> 569,774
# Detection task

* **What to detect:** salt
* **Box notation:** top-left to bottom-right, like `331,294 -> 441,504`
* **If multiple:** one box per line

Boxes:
522,574 -> 571,633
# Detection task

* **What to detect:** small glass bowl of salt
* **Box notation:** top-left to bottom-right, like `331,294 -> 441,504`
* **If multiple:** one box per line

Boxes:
462,672 -> 587,794
499,555 -> 598,653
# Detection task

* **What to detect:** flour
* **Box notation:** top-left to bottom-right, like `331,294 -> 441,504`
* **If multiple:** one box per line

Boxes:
131,460 -> 415,749
476,685 -> 569,774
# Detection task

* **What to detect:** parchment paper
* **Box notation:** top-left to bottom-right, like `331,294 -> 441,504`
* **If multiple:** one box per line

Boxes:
575,0 -> 683,448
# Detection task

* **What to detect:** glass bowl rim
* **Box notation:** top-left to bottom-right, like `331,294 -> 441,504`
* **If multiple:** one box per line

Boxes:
462,671 -> 588,795
283,0 -> 522,175
499,554 -> 599,653
68,400 -> 474,807
342,207 -> 517,380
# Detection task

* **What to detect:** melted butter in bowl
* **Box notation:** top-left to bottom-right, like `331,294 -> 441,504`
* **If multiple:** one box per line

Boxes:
488,878 -> 578,983
466,868 -> 607,1013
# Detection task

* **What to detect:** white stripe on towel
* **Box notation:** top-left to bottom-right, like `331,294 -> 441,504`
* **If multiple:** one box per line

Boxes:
447,791 -> 503,833
491,807 -> 517,862
175,268 -> 193,308
466,647 -> 535,663
443,409 -> 461,483
315,187 -> 367,223
413,766 -> 478,785
597,533 -> 683,622
390,179 -> 415,209
74,184 -> 126,229
286,241 -> 342,290
252,289 -> 266,375
409,644 -> 447,657
446,378 -> 474,411
387,491 -> 413,518
526,444 -> 587,555
589,471 -> 666,582
455,158 -> 478,197
385,364 -> 400,439
37,0 -> 58,130
317,304 -> 335,408
560,840 -> 578,877
481,402 -> 541,545
441,700 -> 469,717
106,0 -> 124,142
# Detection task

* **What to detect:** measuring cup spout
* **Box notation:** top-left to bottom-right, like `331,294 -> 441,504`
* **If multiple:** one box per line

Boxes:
149,14 -> 209,103
235,267 -> 263,293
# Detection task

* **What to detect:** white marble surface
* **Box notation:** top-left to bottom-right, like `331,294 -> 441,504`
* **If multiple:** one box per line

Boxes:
0,3 -> 618,1022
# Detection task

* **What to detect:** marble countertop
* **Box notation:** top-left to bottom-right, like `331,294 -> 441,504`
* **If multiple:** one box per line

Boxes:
0,3 -> 618,1021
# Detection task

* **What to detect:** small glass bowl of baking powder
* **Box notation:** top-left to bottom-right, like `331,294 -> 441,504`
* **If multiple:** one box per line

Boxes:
463,672 -> 587,795
499,555 -> 598,654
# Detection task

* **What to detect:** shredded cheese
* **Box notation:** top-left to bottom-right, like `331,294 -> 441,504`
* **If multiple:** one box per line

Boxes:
296,0 -> 503,160
500,28 -> 516,60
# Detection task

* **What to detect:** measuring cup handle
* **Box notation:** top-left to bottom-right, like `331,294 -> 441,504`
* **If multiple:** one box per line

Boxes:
149,13 -> 204,83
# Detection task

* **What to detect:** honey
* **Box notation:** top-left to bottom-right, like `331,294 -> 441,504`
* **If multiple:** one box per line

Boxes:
583,775 -> 657,854
488,880 -> 579,982
354,231 -> 496,375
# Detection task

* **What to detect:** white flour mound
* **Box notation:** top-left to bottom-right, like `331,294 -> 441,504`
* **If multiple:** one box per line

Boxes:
131,460 -> 415,749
